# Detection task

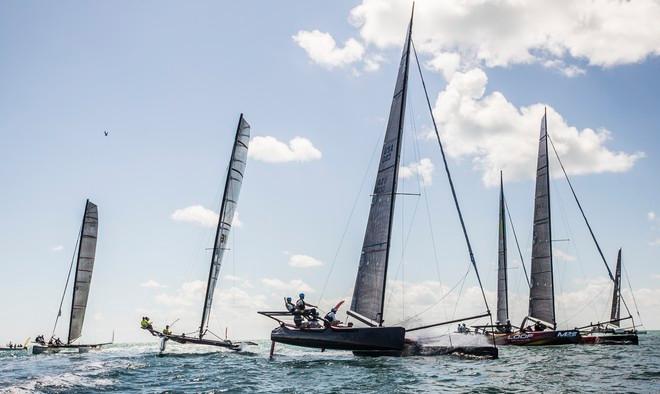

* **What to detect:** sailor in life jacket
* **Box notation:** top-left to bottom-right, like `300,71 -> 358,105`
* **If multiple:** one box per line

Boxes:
284,297 -> 295,313
163,325 -> 172,336
324,308 -> 339,327
140,316 -> 153,330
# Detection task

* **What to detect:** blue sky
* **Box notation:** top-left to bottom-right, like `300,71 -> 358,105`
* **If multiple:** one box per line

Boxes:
1,1 -> 659,343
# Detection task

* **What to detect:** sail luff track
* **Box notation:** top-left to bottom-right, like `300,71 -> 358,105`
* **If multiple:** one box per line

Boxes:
199,114 -> 250,338
528,111 -> 556,328
68,200 -> 99,344
497,172 -> 508,324
350,8 -> 413,326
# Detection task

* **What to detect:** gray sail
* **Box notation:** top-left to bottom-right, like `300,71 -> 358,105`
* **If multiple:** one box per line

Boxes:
350,12 -> 413,325
496,172 -> 508,324
528,112 -> 556,327
199,114 -> 250,337
68,200 -> 98,344
610,249 -> 622,326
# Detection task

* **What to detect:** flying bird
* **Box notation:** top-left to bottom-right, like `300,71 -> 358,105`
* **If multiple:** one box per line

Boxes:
104,130 -> 109,136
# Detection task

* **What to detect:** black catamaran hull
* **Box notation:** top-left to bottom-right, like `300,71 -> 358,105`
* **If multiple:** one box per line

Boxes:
270,325 -> 406,352
145,328 -> 241,350
580,333 -> 638,345
506,330 -> 581,346
29,343 -> 108,355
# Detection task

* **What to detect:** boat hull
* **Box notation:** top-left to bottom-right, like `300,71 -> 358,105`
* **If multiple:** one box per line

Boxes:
29,343 -> 105,355
505,330 -> 581,346
270,325 -> 406,352
580,333 -> 639,345
145,328 -> 242,351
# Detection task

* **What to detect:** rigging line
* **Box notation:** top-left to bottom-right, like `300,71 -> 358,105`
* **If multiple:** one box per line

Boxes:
412,40 -> 491,315
503,196 -> 531,288
546,134 -> 634,319
316,130 -> 384,306
52,223 -> 83,337
622,262 -> 643,325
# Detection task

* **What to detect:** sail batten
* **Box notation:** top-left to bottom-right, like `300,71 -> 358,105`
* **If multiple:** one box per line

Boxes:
528,112 -> 556,327
68,200 -> 99,344
496,173 -> 508,324
199,114 -> 250,338
610,249 -> 622,326
350,11 -> 413,325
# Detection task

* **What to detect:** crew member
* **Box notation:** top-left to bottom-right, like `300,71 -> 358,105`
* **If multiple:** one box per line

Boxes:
307,309 -> 321,328
163,325 -> 172,336
324,308 -> 338,327
284,297 -> 295,313
140,316 -> 153,330
295,293 -> 317,315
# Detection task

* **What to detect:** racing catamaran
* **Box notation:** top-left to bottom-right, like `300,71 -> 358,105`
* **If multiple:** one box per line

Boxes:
143,114 -> 253,353
259,6 -> 497,358
30,200 -> 112,354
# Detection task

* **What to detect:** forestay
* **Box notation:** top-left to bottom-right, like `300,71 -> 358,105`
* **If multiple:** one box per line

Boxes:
68,200 -> 99,344
199,114 -> 250,337
528,113 -> 556,327
350,14 -> 413,325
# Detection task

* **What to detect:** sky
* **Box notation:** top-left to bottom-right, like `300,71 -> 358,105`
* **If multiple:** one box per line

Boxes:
1,0 -> 659,344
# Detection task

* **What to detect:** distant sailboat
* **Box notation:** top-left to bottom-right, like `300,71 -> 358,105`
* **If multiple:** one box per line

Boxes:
30,200 -> 112,354
580,249 -> 639,344
143,114 -> 253,353
259,6 -> 497,358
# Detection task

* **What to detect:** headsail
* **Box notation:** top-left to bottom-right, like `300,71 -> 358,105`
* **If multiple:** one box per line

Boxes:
528,111 -> 556,328
496,172 -> 508,324
610,249 -> 622,326
199,114 -> 250,338
350,10 -> 413,326
68,200 -> 98,344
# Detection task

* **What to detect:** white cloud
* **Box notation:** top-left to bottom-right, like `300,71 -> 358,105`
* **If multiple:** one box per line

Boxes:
248,136 -> 322,163
554,248 -> 576,262
171,205 -> 218,228
292,30 -> 365,69
170,205 -> 241,228
288,254 -> 323,268
433,68 -> 644,186
399,158 -> 434,186
155,280 -> 205,307
349,0 -> 660,72
51,245 -> 64,252
426,52 -> 461,80
648,211 -> 656,221
140,279 -> 166,289
260,278 -> 314,293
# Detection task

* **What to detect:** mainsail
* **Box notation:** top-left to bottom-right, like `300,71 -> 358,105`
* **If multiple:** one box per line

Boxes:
199,114 -> 250,337
350,12 -> 413,326
610,249 -> 622,326
68,200 -> 99,344
528,112 -> 556,327
496,173 -> 508,324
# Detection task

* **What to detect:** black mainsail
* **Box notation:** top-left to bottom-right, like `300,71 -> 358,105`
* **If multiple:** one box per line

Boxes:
199,114 -> 250,338
349,10 -> 412,326
610,249 -> 622,327
496,172 -> 508,324
528,111 -> 556,328
68,200 -> 99,344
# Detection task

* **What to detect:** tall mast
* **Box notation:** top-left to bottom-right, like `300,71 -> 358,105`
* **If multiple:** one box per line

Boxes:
199,114 -> 250,338
610,249 -> 622,326
496,172 -> 508,324
350,6 -> 413,327
528,109 -> 556,328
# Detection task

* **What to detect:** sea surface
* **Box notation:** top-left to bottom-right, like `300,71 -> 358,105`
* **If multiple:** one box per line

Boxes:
1,332 -> 659,393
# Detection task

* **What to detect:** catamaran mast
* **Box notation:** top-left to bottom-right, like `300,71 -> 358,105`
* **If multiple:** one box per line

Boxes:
199,114 -> 250,339
349,6 -> 413,327
528,109 -> 556,329
610,249 -> 622,326
497,172 -> 508,324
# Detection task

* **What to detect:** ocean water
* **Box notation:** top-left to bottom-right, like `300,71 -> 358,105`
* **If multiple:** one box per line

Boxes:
1,333 -> 659,393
